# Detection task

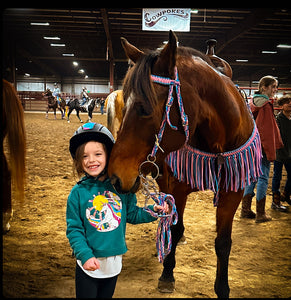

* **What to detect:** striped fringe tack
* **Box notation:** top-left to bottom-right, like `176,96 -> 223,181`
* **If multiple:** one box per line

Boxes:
165,125 -> 262,206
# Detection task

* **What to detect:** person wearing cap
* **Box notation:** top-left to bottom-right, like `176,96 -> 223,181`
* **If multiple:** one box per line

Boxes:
66,122 -> 170,298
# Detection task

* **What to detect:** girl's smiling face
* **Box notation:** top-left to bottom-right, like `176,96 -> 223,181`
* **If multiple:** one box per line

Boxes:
82,141 -> 107,177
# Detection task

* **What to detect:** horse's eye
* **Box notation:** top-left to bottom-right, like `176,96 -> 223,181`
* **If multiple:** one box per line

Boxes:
135,103 -> 151,117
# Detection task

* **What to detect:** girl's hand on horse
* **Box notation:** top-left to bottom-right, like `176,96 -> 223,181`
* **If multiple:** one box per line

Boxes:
154,202 -> 172,214
83,257 -> 100,271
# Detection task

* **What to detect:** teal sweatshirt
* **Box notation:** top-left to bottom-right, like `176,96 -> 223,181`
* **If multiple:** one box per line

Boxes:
66,176 -> 157,265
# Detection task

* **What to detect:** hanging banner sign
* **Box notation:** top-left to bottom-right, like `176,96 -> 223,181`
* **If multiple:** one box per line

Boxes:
142,8 -> 191,32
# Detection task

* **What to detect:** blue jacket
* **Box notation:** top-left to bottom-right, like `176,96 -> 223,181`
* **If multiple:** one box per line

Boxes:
66,176 -> 157,265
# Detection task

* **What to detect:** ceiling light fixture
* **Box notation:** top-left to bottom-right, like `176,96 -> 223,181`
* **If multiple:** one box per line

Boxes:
43,36 -> 60,40
236,59 -> 248,62
73,61 -> 78,66
50,43 -> 66,47
262,50 -> 277,54
31,22 -> 50,26
277,44 -> 291,48
62,53 -> 75,57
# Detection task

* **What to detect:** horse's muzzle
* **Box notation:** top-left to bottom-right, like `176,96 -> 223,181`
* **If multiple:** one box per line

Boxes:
110,174 -> 140,194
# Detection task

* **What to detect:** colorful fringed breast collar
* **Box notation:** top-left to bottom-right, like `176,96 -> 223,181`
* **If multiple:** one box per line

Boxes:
151,67 -> 262,206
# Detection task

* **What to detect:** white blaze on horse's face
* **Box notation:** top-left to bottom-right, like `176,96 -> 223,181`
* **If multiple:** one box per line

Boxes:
121,92 -> 134,129
124,92 -> 134,110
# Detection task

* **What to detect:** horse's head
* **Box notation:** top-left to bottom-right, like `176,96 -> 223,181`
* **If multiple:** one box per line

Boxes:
108,31 -> 195,193
44,88 -> 52,97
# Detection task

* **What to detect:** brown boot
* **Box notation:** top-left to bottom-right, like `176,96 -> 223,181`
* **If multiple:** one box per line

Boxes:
256,197 -> 272,223
271,192 -> 288,212
240,194 -> 256,218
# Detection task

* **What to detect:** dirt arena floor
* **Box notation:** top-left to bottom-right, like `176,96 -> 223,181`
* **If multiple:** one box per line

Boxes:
3,111 -> 291,298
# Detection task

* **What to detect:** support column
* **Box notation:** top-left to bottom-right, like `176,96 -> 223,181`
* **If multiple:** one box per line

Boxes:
109,59 -> 114,93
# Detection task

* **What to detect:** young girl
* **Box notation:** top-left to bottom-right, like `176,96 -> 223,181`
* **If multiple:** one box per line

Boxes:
240,75 -> 284,222
66,122 -> 169,298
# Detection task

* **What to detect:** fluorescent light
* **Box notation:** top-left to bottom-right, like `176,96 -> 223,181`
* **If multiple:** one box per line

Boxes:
62,53 -> 75,57
277,44 -> 291,48
24,73 -> 30,77
31,22 -> 50,26
43,36 -> 60,40
73,61 -> 78,66
191,9 -> 199,14
236,59 -> 248,62
262,50 -> 277,54
78,69 -> 85,74
50,43 -> 66,47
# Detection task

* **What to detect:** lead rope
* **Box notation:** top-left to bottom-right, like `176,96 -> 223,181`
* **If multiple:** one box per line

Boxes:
139,157 -> 178,263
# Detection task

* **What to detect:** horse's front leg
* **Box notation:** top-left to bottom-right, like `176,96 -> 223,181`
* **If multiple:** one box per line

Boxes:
156,165 -> 191,293
76,109 -> 83,123
158,218 -> 185,292
214,190 -> 242,298
59,107 -> 64,119
67,107 -> 72,123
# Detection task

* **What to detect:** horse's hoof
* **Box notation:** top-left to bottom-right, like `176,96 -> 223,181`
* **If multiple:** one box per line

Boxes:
158,279 -> 175,293
177,234 -> 187,246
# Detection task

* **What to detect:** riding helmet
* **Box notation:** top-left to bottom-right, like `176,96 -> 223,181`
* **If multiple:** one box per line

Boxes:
69,122 -> 115,159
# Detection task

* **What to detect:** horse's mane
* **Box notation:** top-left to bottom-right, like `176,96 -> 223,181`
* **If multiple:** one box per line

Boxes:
122,46 -> 213,115
123,50 -> 159,115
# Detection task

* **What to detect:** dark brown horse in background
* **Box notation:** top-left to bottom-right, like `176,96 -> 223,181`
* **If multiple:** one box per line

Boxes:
2,79 -> 26,233
108,31 -> 256,298
44,89 -> 66,119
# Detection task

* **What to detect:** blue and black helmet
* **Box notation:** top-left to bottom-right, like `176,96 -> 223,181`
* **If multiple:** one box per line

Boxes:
69,122 -> 115,159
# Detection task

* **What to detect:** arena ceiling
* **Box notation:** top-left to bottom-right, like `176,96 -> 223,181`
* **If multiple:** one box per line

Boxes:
3,8 -> 291,85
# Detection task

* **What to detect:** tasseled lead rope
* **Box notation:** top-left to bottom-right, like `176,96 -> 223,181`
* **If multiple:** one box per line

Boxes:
139,158 -> 178,263
143,192 -> 178,263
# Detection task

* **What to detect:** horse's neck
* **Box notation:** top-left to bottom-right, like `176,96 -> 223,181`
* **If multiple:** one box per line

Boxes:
48,96 -> 55,103
188,86 -> 252,153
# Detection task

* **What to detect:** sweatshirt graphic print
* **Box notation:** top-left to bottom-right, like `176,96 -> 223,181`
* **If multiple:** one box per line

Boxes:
86,191 -> 122,232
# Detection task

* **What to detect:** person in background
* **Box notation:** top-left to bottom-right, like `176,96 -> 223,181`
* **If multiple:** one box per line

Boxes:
100,97 -> 105,115
53,83 -> 61,104
272,94 -> 291,210
81,87 -> 88,105
240,75 -> 284,223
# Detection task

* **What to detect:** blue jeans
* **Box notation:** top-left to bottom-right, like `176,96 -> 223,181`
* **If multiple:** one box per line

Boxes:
244,154 -> 270,201
272,160 -> 291,195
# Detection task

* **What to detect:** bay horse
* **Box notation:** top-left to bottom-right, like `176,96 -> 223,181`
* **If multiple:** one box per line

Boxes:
105,89 -> 124,138
2,79 -> 26,233
66,97 -> 97,123
44,89 -> 66,119
108,31 -> 262,298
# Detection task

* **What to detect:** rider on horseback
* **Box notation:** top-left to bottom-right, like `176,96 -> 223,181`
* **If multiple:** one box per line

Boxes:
53,83 -> 61,105
81,87 -> 89,106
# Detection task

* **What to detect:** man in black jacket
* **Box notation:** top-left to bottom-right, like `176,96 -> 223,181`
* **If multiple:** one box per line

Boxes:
272,94 -> 291,210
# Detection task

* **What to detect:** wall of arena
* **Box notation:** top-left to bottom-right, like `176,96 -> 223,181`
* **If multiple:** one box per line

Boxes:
16,75 -> 123,111
16,75 -> 291,112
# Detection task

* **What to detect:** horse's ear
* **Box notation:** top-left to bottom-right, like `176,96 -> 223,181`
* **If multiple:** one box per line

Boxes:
121,37 -> 144,63
158,30 -> 177,75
